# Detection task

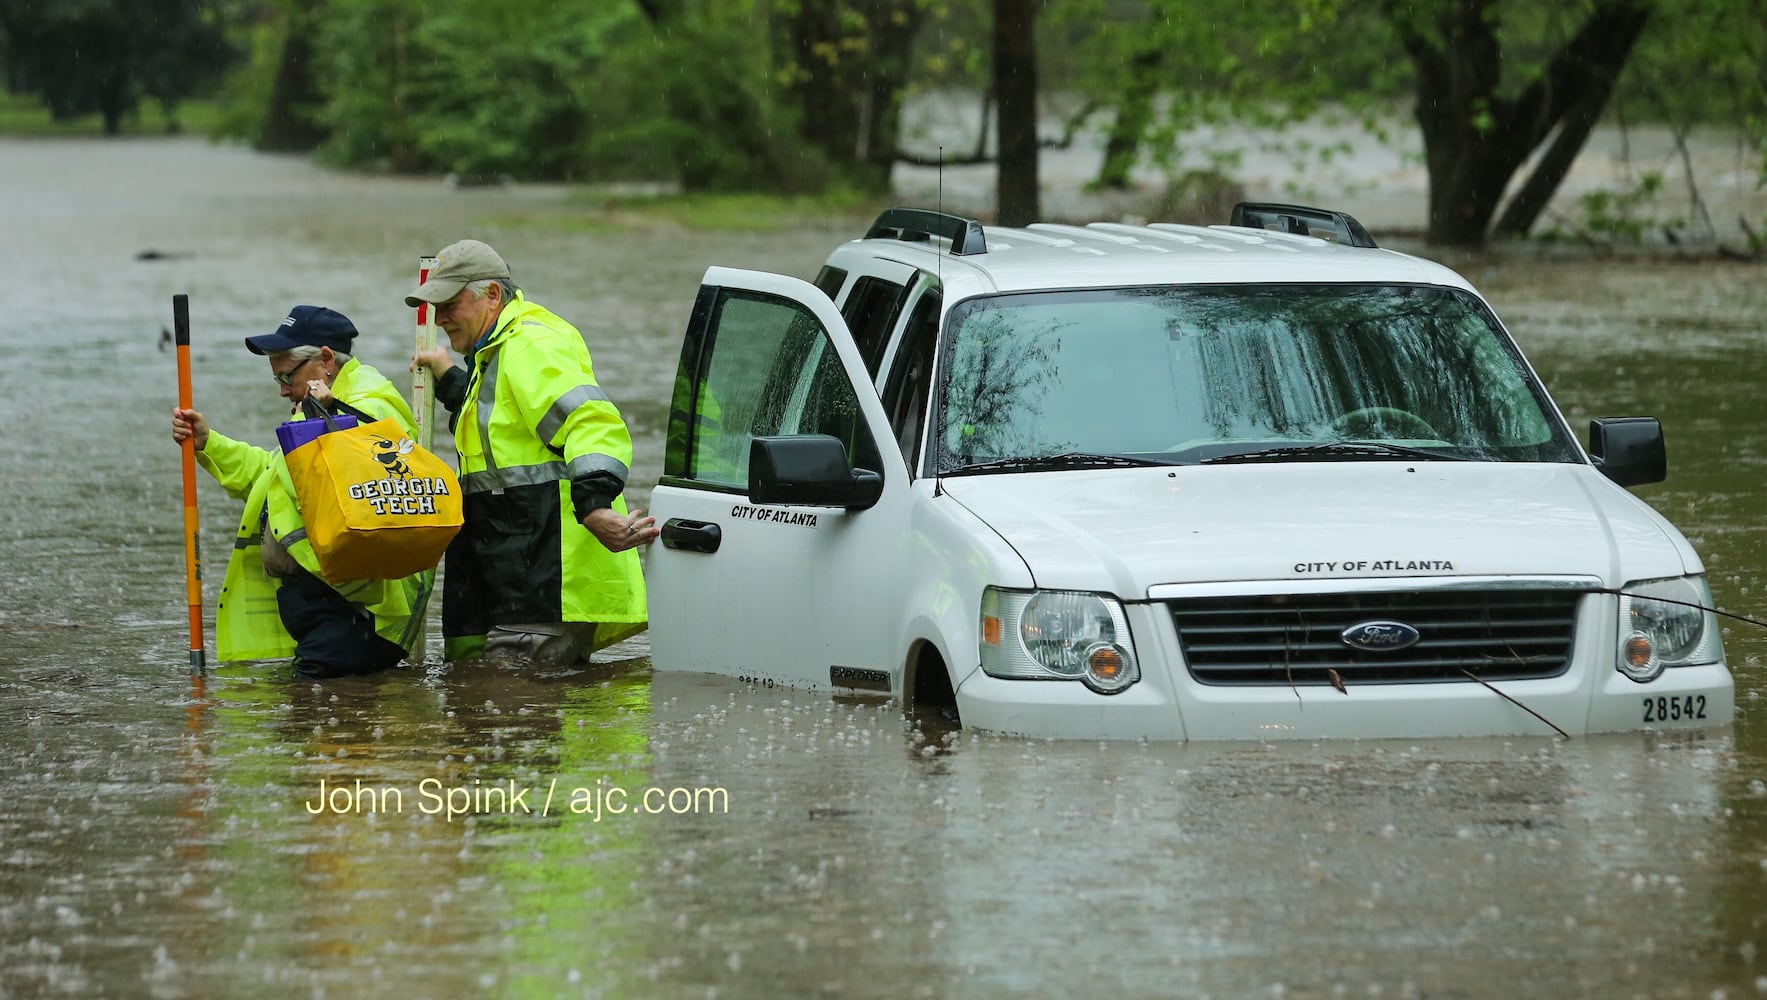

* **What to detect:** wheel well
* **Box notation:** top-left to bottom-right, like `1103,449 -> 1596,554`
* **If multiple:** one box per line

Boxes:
905,640 -> 958,725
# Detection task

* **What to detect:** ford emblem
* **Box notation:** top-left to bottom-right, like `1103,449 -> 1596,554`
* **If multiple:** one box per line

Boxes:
1340,620 -> 1421,652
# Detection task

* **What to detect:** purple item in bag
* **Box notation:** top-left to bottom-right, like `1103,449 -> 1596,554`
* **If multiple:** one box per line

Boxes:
276,412 -> 357,454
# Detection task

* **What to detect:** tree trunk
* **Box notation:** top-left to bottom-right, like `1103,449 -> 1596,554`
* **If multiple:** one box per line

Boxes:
1095,46 -> 1162,190
1492,7 -> 1652,238
784,0 -> 924,192
861,7 -> 920,188
1397,0 -> 1511,245
258,0 -> 327,152
1488,93 -> 1607,239
784,1 -> 849,169
1416,108 -> 1520,247
994,0 -> 1039,226
1388,0 -> 1654,247
99,68 -> 128,136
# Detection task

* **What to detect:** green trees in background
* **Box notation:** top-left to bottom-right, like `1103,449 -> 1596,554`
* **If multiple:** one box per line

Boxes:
1054,0 -> 1397,194
1379,0 -> 1764,248
220,0 -> 934,191
0,0 -> 232,134
1056,0 -> 1765,247
2,0 -> 1761,247
993,0 -> 1040,225
1606,0 -> 1767,246
252,0 -> 325,151
233,0 -> 629,180
618,0 -> 928,192
772,0 -> 926,192
1383,0 -> 1665,246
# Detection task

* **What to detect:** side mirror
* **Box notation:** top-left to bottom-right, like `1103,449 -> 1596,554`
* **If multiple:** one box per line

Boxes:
1589,417 -> 1666,487
749,435 -> 884,510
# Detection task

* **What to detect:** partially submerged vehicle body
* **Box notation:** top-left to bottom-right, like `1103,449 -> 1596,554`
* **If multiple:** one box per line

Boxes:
645,204 -> 1733,740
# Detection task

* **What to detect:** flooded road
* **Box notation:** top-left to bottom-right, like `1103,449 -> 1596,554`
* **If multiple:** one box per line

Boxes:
3,137 -> 1766,998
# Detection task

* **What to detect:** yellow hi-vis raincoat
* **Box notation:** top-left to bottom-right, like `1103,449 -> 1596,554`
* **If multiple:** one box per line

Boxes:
198,359 -> 432,662
438,293 -> 647,660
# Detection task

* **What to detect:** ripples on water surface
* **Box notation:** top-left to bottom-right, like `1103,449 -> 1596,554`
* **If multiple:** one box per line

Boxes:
3,138 -> 1766,998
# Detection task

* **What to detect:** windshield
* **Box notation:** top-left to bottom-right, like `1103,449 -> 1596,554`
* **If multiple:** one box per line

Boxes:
932,284 -> 1581,474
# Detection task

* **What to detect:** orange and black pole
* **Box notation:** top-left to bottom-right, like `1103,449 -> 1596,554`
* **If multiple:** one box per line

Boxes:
174,294 -> 205,675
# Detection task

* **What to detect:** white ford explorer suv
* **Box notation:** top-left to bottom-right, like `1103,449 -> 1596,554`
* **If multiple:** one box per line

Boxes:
644,203 -> 1734,740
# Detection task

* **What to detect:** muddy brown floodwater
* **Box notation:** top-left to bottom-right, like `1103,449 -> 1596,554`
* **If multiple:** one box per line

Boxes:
2,136 -> 1765,999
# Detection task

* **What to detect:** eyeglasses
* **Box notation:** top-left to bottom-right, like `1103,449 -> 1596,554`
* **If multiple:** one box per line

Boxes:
271,357 -> 319,386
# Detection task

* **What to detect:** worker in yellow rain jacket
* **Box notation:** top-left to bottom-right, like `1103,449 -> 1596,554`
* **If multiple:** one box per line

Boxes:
408,240 -> 654,665
170,306 -> 431,679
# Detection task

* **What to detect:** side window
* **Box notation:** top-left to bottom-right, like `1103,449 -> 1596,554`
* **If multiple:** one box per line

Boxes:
881,288 -> 940,472
794,338 -> 885,474
678,288 -> 882,490
813,265 -> 848,302
840,276 -> 908,377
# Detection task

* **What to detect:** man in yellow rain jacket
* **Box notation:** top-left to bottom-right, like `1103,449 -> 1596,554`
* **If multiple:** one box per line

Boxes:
408,240 -> 654,665
170,306 -> 431,679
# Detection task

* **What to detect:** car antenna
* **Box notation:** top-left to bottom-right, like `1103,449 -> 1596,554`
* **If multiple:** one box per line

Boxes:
936,145 -> 945,285
933,145 -> 946,498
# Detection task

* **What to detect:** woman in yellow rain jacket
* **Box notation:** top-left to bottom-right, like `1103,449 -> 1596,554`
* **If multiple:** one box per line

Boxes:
170,306 -> 431,680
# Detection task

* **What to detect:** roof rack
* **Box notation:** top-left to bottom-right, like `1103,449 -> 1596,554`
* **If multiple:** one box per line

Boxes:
1228,202 -> 1378,249
865,208 -> 988,256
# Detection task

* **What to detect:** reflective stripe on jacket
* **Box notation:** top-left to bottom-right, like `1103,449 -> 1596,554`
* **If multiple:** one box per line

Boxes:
443,294 -> 647,645
198,359 -> 432,662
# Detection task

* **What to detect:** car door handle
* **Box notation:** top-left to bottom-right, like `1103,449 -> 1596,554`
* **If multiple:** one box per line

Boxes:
660,518 -> 721,553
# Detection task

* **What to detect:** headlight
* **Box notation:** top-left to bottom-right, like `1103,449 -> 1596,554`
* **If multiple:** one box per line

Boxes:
980,588 -> 1140,694
1616,576 -> 1724,683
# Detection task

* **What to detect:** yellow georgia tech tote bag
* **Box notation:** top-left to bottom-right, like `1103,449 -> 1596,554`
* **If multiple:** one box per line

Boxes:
284,405 -> 463,580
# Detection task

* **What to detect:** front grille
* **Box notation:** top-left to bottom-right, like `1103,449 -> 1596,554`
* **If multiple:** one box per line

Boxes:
1170,589 -> 1584,686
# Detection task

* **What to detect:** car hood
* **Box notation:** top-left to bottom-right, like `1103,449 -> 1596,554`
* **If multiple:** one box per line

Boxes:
938,462 -> 1699,596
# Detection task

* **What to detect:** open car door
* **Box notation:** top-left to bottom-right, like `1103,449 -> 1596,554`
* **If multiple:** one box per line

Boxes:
644,267 -> 911,694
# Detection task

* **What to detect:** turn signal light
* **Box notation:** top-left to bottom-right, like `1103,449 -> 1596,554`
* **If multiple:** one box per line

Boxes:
1620,631 -> 1662,682
1082,642 -> 1136,694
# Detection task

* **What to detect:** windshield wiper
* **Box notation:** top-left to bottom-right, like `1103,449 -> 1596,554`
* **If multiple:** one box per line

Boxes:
944,451 -> 1174,476
1202,442 -> 1467,465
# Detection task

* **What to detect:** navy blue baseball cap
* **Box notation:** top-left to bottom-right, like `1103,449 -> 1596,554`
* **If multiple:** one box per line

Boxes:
244,305 -> 359,355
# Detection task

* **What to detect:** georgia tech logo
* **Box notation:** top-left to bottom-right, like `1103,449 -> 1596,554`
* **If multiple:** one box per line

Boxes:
346,434 -> 450,515
372,435 -> 416,477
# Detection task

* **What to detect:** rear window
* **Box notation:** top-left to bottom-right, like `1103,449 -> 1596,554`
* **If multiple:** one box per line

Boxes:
812,265 -> 848,301
840,276 -> 909,377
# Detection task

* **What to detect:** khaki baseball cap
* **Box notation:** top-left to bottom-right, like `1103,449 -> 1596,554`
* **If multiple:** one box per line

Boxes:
405,239 -> 511,307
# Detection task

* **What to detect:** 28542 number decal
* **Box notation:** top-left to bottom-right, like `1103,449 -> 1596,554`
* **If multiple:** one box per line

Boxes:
1643,694 -> 1706,723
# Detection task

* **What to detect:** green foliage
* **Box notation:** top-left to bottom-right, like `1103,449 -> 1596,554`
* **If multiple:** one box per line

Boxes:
201,0 -> 323,149
8,0 -> 1761,239
1616,0 -> 1767,128
0,0 -> 236,133
209,5 -> 278,141
1565,172 -> 1674,243
1047,0 -> 1410,185
564,189 -> 882,231
292,0 -> 855,189
307,0 -> 636,179
0,88 -> 223,135
1378,1 -> 1614,92
582,2 -> 836,192
1615,0 -> 1766,251
1758,131 -> 1767,254
905,0 -> 989,83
